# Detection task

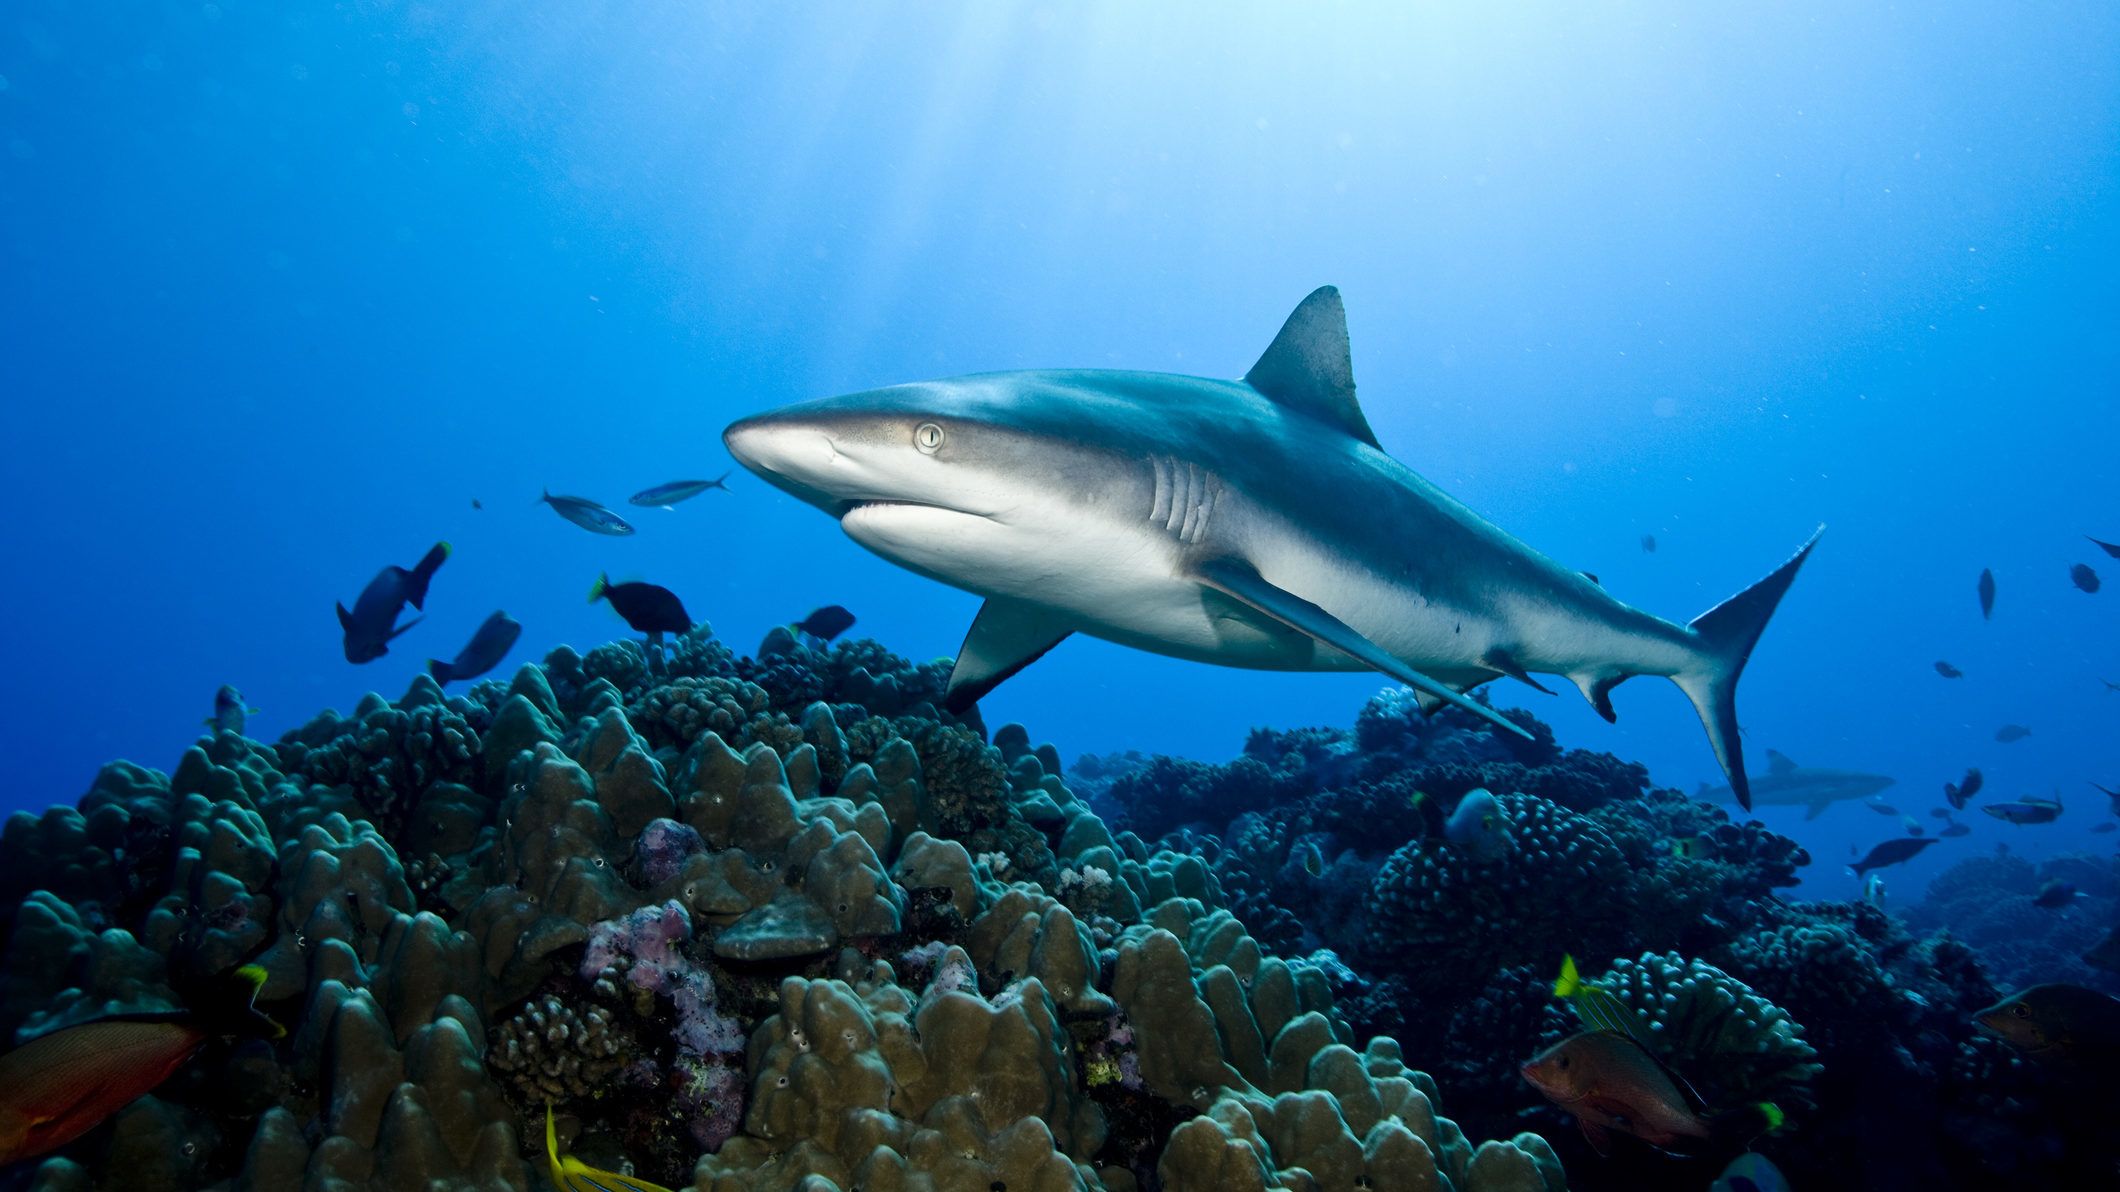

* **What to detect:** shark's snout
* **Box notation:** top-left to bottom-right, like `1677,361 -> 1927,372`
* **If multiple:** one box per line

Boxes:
723,413 -> 858,515
724,414 -> 827,478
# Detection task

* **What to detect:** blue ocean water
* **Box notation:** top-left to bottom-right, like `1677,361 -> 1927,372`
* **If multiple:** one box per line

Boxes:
2,0 -> 2115,911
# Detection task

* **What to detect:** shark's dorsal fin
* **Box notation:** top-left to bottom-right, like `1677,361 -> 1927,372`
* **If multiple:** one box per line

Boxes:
1766,749 -> 1797,776
1244,287 -> 1381,449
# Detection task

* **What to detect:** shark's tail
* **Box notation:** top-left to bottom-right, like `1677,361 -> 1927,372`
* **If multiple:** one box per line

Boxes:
1671,528 -> 1823,812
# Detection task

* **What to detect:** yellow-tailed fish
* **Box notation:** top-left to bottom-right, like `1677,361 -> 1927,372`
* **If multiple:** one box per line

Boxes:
1297,841 -> 1326,877
1670,835 -> 1713,860
1554,954 -> 1649,1041
546,1103 -> 675,1192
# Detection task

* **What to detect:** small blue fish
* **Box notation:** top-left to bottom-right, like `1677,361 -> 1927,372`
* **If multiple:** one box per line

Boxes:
629,473 -> 731,508
540,490 -> 636,536
429,612 -> 522,685
1444,788 -> 1511,862
794,605 -> 857,643
591,576 -> 693,641
203,685 -> 259,735
337,542 -> 450,663
1851,836 -> 1938,875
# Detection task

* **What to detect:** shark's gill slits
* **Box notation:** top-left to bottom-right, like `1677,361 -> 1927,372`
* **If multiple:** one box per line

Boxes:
1180,471 -> 1217,544
1150,456 -> 1217,544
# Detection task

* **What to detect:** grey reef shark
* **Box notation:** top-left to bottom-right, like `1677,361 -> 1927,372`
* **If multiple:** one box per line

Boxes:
1697,749 -> 1896,820
724,287 -> 1820,809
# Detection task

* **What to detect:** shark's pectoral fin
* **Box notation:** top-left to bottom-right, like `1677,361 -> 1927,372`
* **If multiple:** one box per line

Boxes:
1805,800 -> 1830,821
944,598 -> 1075,714
1192,556 -> 1532,741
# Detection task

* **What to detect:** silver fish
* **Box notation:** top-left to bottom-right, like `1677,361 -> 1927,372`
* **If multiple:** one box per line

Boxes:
629,473 -> 731,508
540,490 -> 636,536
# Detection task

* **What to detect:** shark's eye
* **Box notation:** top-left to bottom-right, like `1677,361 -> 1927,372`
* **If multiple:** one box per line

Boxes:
914,422 -> 945,454
2012,1004 -> 2030,1018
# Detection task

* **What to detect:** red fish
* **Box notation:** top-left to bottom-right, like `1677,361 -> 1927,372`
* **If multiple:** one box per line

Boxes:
1521,1030 -> 1782,1156
0,965 -> 279,1166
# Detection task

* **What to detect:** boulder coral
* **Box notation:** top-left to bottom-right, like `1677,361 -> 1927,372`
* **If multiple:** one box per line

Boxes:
1071,685 -> 2114,1191
0,627 -> 1559,1192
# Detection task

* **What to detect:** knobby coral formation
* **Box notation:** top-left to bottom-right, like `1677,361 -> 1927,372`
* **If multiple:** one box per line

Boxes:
1087,687 -> 2118,1191
1904,850 -> 2120,999
0,629 -> 1563,1192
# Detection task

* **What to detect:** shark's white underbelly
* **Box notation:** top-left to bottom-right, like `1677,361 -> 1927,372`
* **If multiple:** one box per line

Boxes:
840,481 -> 1688,684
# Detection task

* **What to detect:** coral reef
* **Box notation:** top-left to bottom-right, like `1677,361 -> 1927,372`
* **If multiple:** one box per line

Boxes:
1075,685 -> 2117,1190
1588,952 -> 1819,1113
0,630 -> 1557,1192
1904,850 -> 2120,998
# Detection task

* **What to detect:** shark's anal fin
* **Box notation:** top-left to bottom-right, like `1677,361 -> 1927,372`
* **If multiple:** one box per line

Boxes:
1569,673 -> 1628,723
1193,556 -> 1532,741
944,598 -> 1075,714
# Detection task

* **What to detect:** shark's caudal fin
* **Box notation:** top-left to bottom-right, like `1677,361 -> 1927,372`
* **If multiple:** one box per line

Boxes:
1672,528 -> 1823,811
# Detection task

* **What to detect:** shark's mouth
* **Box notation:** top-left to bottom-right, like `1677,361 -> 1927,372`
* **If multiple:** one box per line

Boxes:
840,499 -> 997,522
